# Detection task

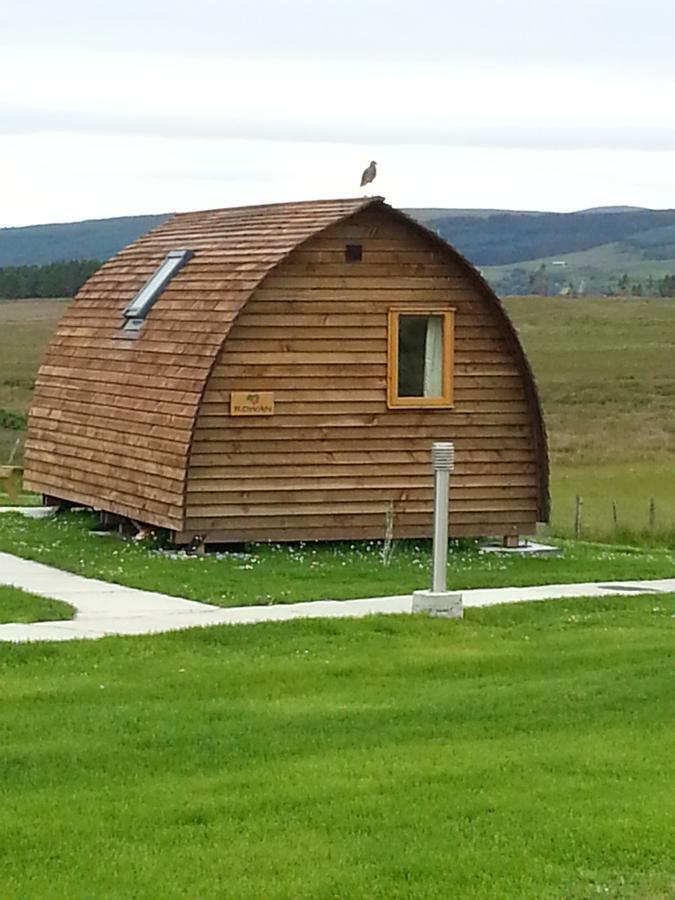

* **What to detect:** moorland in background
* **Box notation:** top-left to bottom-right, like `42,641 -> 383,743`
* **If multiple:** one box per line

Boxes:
1,295 -> 672,543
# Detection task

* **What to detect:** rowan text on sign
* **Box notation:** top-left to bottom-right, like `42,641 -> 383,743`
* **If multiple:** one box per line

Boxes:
230,391 -> 275,416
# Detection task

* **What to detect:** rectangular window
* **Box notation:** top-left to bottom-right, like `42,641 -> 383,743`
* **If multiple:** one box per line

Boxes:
122,249 -> 193,327
345,243 -> 363,262
387,308 -> 454,408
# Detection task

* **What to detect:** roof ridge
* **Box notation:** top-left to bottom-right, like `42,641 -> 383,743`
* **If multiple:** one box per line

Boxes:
169,196 -> 385,218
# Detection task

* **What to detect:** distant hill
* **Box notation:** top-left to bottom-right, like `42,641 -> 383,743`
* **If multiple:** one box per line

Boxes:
3,205 -> 675,295
427,208 -> 675,266
0,214 -> 170,267
421,206 -> 675,294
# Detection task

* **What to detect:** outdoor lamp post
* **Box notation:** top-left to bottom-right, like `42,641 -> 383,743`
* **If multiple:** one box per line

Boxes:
412,441 -> 463,618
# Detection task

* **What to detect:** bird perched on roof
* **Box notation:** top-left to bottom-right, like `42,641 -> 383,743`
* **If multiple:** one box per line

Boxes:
360,160 -> 377,188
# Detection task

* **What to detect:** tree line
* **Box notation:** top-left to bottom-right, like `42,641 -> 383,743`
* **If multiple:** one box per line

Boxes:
613,273 -> 675,297
0,260 -> 101,299
494,264 -> 675,297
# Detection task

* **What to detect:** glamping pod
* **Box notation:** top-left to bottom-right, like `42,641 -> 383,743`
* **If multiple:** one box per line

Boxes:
24,198 -> 549,544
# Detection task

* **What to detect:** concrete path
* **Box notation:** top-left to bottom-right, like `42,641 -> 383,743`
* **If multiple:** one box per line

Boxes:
1,550 -> 674,643
0,506 -> 55,519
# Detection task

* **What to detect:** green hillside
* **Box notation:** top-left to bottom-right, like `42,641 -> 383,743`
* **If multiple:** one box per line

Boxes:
3,205 -> 675,296
485,241 -> 675,296
0,214 -> 170,267
431,208 -> 675,266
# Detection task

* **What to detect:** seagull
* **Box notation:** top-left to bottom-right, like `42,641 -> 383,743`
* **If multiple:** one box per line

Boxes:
360,160 -> 377,188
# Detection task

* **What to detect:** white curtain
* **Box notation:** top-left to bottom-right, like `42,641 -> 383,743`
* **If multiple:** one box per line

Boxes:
423,316 -> 443,397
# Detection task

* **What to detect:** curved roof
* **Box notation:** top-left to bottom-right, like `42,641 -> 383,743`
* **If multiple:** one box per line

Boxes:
25,197 -> 549,528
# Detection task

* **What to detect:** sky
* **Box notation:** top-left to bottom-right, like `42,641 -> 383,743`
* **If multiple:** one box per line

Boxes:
2,0 -> 675,226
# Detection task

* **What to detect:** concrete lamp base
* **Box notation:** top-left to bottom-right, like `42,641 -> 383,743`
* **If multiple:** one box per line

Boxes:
412,590 -> 463,619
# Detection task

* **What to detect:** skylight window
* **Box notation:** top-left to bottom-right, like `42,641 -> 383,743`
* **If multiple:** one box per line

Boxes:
122,249 -> 193,327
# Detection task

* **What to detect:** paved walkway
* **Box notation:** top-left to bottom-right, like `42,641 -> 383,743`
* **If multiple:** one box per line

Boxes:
1,550 -> 674,643
0,506 -> 54,518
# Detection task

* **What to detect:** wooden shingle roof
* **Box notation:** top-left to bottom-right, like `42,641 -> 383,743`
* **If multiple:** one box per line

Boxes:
25,198 -> 378,527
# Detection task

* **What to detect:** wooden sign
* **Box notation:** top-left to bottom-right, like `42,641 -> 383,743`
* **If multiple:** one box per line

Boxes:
230,391 -> 275,416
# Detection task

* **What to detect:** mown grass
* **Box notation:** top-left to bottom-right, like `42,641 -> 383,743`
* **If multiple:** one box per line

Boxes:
0,511 -> 673,607
0,585 -> 74,623
1,594 -> 674,898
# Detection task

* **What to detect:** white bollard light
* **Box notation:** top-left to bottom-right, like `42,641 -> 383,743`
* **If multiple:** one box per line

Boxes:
412,441 -> 463,618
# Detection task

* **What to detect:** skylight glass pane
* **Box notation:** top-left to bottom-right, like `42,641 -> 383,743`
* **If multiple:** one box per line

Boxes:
123,249 -> 193,321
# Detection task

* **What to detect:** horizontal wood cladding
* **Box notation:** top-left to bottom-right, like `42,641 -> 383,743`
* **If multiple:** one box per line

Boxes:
185,208 -> 542,542
185,510 -> 536,529
26,450 -> 184,505
24,198 -> 375,526
202,397 -> 525,413
25,197 -> 547,538
25,438 -> 184,485
179,512 -> 537,539
187,474 -> 536,491
187,498 -> 537,519
196,414 -> 533,431
174,522 -> 536,544
189,444 -> 535,464
23,475 -> 183,531
26,417 -> 189,459
189,459 -> 537,475
202,387 -> 525,403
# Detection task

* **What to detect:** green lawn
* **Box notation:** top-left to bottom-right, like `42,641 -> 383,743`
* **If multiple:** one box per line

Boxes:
0,511 -> 673,607
1,595 -> 674,898
0,585 -> 74,623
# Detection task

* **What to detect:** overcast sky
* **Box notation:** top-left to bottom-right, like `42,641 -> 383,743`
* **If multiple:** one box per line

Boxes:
2,0 -> 675,226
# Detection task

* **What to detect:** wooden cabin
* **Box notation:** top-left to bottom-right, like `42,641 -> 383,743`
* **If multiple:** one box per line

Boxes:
24,197 -> 549,545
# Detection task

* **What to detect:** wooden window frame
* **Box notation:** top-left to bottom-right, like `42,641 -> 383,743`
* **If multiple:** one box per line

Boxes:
387,307 -> 455,409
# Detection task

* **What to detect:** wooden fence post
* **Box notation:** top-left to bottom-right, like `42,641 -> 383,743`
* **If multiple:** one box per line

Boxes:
574,494 -> 583,539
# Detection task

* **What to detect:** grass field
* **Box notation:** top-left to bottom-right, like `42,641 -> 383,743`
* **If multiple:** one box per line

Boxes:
503,297 -> 675,541
0,298 -> 68,462
1,511 -> 673,606
0,296 -> 673,542
1,595 -> 674,898
0,585 -> 74,623
504,298 -> 675,467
